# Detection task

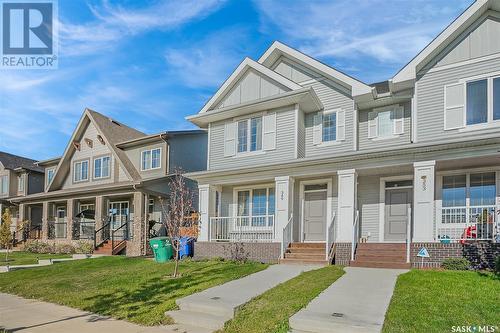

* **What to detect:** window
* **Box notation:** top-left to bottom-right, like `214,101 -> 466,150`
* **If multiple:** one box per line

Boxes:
237,117 -> 263,153
322,112 -> 336,142
368,106 -> 404,139
141,148 -> 161,170
466,79 -> 488,125
0,175 -> 8,195
442,175 -> 466,207
494,77 -> 500,121
94,156 -> 110,179
236,187 -> 275,227
47,168 -> 55,185
17,175 -> 24,192
378,110 -> 393,137
470,172 -> 496,206
74,160 -> 89,182
148,199 -> 154,214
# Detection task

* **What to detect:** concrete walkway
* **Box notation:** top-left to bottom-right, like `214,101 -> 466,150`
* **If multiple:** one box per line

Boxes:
289,267 -> 408,333
166,264 -> 321,332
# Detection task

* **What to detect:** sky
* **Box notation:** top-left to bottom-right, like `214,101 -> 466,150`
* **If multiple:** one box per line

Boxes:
0,0 -> 473,160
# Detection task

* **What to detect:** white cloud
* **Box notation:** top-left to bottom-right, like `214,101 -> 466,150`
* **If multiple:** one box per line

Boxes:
254,0 -> 473,65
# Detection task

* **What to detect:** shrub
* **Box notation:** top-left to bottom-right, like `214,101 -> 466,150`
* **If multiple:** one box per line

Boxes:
494,256 -> 500,276
75,241 -> 93,254
56,243 -> 76,254
442,257 -> 471,271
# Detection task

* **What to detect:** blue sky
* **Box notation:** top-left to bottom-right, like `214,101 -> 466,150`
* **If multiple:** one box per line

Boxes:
0,0 -> 473,160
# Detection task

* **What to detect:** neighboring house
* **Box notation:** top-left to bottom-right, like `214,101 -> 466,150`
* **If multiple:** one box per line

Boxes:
187,0 -> 500,267
11,109 -> 207,256
0,152 -> 44,237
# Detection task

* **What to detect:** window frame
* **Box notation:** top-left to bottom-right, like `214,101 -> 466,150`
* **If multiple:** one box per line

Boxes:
0,175 -> 8,195
46,168 -> 55,186
17,174 -> 25,193
73,159 -> 89,183
141,148 -> 162,171
321,109 -> 337,143
93,155 -> 111,180
368,105 -> 404,140
461,73 -> 500,129
233,185 -> 276,227
440,170 -> 498,209
236,115 -> 264,155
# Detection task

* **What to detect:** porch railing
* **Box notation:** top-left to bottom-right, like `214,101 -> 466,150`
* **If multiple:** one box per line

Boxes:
210,215 -> 275,242
326,212 -> 336,261
281,214 -> 293,259
94,220 -> 111,249
437,205 -> 499,242
351,210 -> 359,261
48,219 -> 67,239
72,220 -> 96,240
111,221 -> 129,254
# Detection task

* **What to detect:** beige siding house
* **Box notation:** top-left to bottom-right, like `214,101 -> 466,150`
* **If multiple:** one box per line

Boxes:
11,109 -> 207,256
187,0 -> 500,268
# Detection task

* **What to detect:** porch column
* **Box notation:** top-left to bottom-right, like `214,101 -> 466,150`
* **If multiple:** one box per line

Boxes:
94,196 -> 105,244
413,161 -> 436,242
41,201 -> 49,240
131,192 -> 146,256
198,184 -> 218,241
274,176 -> 294,242
336,169 -> 357,242
18,203 -> 26,222
66,199 -> 76,240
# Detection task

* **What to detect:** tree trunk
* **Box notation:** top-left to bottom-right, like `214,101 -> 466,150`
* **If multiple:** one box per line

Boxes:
173,247 -> 179,278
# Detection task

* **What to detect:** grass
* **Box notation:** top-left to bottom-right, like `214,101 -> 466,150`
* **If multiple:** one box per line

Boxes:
0,251 -> 71,266
383,270 -> 500,333
0,256 -> 268,326
220,265 -> 344,333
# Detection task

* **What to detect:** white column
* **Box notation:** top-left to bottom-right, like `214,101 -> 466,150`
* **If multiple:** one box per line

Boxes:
274,176 -> 294,242
413,160 -> 436,242
198,184 -> 217,241
336,169 -> 357,242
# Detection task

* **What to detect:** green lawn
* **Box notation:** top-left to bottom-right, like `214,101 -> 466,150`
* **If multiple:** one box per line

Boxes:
383,270 -> 500,333
0,257 -> 268,326
220,265 -> 344,333
0,251 -> 71,266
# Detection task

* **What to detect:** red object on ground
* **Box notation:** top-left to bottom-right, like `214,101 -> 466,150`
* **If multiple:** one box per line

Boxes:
460,225 -> 477,244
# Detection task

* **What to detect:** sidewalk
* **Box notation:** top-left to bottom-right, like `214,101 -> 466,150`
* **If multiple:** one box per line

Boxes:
289,267 -> 408,333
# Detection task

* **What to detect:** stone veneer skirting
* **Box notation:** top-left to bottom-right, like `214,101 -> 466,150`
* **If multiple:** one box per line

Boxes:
333,242 -> 352,266
194,242 -> 281,263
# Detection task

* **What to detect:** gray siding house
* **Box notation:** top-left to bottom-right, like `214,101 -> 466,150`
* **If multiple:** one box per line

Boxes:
12,109 -> 207,256
187,0 -> 500,267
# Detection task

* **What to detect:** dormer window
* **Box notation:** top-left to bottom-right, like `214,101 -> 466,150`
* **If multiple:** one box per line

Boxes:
74,160 -> 89,182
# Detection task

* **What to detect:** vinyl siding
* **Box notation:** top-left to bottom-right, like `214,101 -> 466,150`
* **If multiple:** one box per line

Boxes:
208,106 -> 296,170
358,175 -> 381,242
416,55 -> 500,143
297,110 -> 305,158
358,101 -> 412,151
168,132 -> 207,173
273,58 -> 318,83
125,142 -> 168,179
304,79 -> 355,157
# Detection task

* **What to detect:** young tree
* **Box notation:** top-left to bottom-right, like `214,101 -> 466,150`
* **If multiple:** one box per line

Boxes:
0,208 -> 13,263
160,168 -> 194,278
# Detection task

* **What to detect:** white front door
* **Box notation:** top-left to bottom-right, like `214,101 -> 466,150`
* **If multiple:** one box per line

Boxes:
109,201 -> 129,229
384,188 -> 412,241
304,191 -> 327,241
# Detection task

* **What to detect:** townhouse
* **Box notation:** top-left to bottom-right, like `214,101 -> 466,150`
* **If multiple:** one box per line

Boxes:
187,0 -> 500,267
10,109 -> 207,256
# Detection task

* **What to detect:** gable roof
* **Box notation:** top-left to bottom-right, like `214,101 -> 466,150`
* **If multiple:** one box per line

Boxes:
393,0 -> 498,85
258,41 -> 373,96
0,151 -> 43,173
199,57 -> 302,113
47,108 -> 146,191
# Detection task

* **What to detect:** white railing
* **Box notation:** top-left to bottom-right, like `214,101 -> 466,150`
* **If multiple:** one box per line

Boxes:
210,215 -> 275,242
406,207 -> 411,263
437,205 -> 499,242
351,210 -> 359,261
281,214 -> 293,259
326,212 -> 336,261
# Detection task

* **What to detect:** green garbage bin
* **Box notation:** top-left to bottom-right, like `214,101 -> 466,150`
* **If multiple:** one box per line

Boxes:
149,237 -> 173,263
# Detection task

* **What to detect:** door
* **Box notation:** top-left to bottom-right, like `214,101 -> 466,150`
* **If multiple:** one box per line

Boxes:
109,201 -> 129,239
385,188 -> 412,241
56,207 -> 66,238
304,191 -> 327,241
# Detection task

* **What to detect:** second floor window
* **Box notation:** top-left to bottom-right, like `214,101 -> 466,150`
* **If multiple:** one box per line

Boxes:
237,116 -> 262,153
322,112 -> 337,142
0,175 -> 8,194
74,160 -> 89,182
368,106 -> 404,139
141,148 -> 161,170
17,175 -> 24,192
466,77 -> 500,126
94,156 -> 110,179
47,168 -> 55,186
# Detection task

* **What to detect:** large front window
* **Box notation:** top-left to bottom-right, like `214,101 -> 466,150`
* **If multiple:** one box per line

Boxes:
236,187 -> 275,227
237,116 -> 262,153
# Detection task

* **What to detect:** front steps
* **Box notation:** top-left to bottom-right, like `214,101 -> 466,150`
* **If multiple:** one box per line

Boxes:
281,243 -> 328,265
350,243 -> 411,269
93,240 -> 126,255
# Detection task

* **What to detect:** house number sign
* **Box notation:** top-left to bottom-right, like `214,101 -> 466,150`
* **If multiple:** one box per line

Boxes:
421,175 -> 427,191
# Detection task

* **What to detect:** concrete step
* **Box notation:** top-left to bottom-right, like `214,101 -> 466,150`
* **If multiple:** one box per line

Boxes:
349,261 -> 411,269
354,253 -> 406,261
280,258 -> 328,265
287,247 -> 324,254
290,242 -> 325,249
165,310 -> 230,330
176,298 -> 234,318
285,253 -> 326,260
290,312 -> 381,333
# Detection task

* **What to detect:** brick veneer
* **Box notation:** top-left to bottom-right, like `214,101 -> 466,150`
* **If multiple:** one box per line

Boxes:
334,242 -> 352,266
194,242 -> 281,263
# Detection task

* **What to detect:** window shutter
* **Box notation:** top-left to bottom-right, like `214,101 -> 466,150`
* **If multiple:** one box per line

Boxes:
336,109 -> 345,141
393,106 -> 404,135
444,83 -> 465,130
224,122 -> 236,157
313,112 -> 323,145
263,113 -> 277,151
368,111 -> 377,138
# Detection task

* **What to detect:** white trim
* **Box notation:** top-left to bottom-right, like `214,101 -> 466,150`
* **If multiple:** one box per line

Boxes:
92,155 -> 111,180
299,178 -> 332,243
379,175 -> 414,242
235,114 -> 266,155
207,123 -> 211,170
411,81 -> 418,143
232,184 -> 276,220
317,108 -> 345,145
294,104 -> 299,159
353,101 -> 358,151
426,51 -> 500,75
